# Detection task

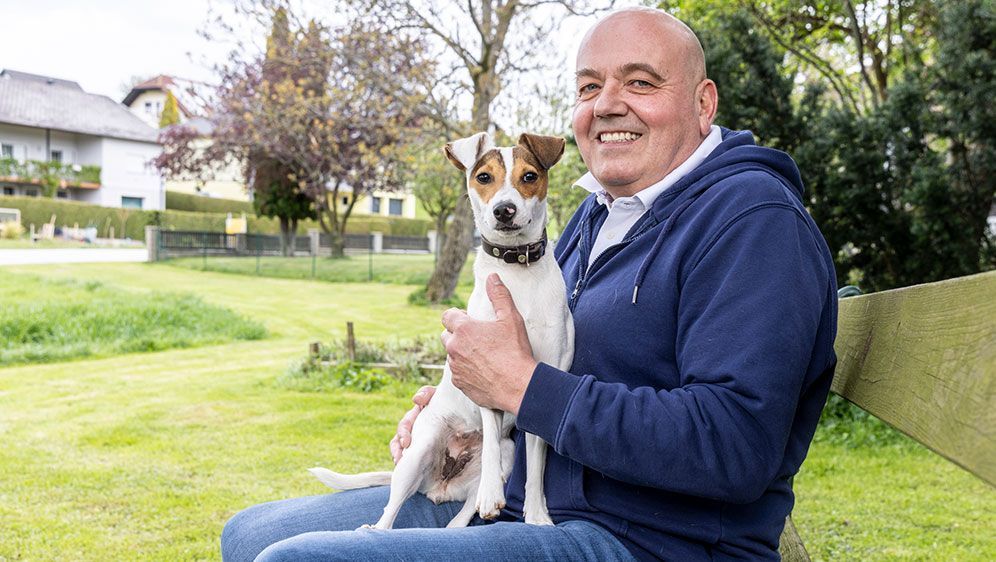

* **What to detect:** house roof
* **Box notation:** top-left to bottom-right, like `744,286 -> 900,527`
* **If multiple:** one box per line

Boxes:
0,69 -> 159,143
121,74 -> 198,118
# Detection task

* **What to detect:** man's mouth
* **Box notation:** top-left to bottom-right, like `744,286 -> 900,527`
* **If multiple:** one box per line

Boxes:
598,131 -> 642,143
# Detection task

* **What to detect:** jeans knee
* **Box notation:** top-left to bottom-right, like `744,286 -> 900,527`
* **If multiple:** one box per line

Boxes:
221,505 -> 264,562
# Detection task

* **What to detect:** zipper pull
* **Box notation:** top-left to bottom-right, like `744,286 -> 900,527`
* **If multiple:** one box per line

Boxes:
571,278 -> 581,300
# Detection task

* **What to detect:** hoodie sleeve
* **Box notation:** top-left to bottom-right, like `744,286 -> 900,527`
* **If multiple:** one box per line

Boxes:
516,203 -> 832,504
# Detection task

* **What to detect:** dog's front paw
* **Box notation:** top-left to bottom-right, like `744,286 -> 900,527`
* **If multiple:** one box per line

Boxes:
475,486 -> 506,520
524,511 -> 554,526
524,496 -> 553,526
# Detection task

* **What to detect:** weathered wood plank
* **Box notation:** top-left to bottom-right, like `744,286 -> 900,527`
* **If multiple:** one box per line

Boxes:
778,515 -> 811,562
832,270 -> 996,485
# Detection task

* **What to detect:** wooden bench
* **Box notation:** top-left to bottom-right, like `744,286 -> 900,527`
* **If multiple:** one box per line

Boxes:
778,270 -> 996,560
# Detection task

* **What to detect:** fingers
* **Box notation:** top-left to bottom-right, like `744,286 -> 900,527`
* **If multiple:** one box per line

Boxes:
485,273 -> 519,321
392,404 -> 420,464
441,307 -> 469,332
391,386 -> 436,464
412,385 -> 435,408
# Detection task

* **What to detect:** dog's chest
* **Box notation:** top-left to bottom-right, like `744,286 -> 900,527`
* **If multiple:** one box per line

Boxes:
469,256 -> 570,363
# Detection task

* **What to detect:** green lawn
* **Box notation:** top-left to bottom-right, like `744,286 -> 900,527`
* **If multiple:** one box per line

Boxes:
164,253 -> 476,287
0,273 -> 265,366
0,263 -> 992,561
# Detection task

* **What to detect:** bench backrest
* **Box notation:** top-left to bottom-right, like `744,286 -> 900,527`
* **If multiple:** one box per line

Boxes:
780,270 -> 996,561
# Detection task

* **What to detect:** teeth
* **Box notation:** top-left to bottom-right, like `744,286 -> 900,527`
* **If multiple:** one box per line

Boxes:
599,132 -> 641,143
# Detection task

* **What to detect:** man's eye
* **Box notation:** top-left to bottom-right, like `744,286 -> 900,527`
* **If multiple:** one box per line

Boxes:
522,172 -> 538,183
476,172 -> 492,184
631,80 -> 653,88
578,83 -> 599,95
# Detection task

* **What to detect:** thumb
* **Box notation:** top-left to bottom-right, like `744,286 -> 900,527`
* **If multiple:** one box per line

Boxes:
486,273 -> 518,321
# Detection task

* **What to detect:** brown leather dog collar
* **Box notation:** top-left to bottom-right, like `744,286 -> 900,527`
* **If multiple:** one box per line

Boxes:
481,231 -> 548,265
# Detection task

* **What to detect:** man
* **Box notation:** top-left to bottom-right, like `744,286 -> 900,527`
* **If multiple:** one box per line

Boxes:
221,7 -> 837,561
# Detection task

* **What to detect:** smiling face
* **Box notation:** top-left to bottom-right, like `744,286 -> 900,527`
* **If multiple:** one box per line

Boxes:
573,10 -> 717,198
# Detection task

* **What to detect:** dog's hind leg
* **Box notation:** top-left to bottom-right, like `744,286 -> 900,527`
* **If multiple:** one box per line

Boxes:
446,496 -> 478,528
523,433 -> 554,525
367,424 -> 439,530
475,407 -> 506,520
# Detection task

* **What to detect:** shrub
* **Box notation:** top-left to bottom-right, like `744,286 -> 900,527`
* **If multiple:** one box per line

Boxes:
813,394 -> 911,448
277,359 -> 392,393
165,191 -> 254,215
0,195 -> 433,241
0,221 -> 24,239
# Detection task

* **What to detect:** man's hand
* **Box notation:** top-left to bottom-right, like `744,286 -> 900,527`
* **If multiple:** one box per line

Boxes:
390,385 -> 435,464
441,273 -> 537,414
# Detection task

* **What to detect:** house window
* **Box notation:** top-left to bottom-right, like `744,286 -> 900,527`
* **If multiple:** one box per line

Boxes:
145,102 -> 153,114
121,196 -> 143,209
3,187 -> 14,196
56,190 -> 68,199
1,144 -> 12,159
370,197 -> 381,213
388,198 -> 404,216
25,189 -> 39,197
50,150 -> 63,163
341,196 -> 349,206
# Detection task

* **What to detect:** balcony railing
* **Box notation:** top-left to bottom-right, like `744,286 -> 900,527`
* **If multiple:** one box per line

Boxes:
0,157 -> 102,191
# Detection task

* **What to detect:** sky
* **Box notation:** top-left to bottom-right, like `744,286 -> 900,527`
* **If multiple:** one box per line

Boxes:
0,1 -> 641,130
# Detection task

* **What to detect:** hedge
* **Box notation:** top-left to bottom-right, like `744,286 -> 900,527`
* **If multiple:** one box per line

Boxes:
0,196 -> 432,241
165,191 -> 254,215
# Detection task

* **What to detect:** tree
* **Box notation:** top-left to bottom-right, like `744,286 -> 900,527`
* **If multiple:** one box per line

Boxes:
157,5 -> 431,258
363,0 -> 613,302
406,135 -> 463,259
159,91 -> 181,128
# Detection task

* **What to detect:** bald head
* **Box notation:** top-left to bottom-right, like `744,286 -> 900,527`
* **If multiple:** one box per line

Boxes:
578,8 -> 707,84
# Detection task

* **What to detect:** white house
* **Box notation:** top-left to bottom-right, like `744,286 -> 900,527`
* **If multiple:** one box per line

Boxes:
0,69 -> 164,210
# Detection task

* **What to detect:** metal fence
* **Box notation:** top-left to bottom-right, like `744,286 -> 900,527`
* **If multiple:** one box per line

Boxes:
154,229 -> 432,260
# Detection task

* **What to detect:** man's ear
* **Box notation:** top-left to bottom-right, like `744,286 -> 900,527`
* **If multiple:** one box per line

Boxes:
443,132 -> 494,171
517,133 -> 566,170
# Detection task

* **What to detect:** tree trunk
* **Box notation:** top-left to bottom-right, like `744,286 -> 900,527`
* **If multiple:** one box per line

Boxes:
425,193 -> 474,301
279,217 -> 291,257
424,70 -> 496,302
288,217 -> 298,257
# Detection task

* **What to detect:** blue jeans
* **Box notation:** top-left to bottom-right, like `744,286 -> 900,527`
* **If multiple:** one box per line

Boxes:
221,486 -> 637,561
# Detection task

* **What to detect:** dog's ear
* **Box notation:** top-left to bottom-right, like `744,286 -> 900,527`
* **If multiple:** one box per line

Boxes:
517,133 -> 566,170
443,132 -> 494,172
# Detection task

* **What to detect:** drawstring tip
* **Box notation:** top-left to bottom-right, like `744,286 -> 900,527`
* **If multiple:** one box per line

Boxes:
631,285 -> 640,305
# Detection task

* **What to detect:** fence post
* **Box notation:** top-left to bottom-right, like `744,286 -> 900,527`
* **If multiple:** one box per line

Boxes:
145,226 -> 159,262
308,229 -> 320,257
346,321 -> 356,362
371,231 -> 383,254
427,230 -> 437,254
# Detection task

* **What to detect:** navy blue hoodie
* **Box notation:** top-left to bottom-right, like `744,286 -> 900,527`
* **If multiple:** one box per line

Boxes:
502,129 -> 838,560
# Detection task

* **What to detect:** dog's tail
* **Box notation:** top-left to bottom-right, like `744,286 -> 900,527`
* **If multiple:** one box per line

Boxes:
308,467 -> 393,490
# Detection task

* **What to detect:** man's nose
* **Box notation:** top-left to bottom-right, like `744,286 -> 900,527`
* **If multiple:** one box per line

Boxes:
493,201 -> 517,224
593,80 -> 627,118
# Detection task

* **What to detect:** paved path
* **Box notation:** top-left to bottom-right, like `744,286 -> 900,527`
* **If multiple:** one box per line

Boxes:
0,248 -> 148,266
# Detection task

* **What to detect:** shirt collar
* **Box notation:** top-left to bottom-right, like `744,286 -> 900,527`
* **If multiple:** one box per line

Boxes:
573,125 -> 723,209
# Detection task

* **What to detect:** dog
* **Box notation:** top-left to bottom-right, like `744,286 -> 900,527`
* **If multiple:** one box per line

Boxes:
309,131 -> 575,529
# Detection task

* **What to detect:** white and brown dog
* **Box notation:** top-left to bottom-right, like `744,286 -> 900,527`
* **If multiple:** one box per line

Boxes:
309,131 -> 575,528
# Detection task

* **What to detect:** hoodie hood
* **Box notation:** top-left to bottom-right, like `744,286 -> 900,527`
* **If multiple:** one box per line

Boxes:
557,128 -> 809,305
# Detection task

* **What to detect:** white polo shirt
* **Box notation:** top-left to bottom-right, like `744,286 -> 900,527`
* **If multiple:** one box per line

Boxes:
575,125 -> 723,267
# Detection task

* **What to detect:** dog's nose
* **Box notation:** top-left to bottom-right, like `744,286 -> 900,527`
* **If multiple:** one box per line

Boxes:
493,202 -> 517,224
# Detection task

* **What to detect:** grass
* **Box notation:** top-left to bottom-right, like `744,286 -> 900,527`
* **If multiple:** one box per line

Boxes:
0,238 -> 117,249
164,253 -> 476,287
0,263 -> 992,561
0,273 -> 265,366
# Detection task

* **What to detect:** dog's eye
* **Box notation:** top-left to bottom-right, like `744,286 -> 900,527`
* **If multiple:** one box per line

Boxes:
475,172 -> 492,184
522,172 -> 538,183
